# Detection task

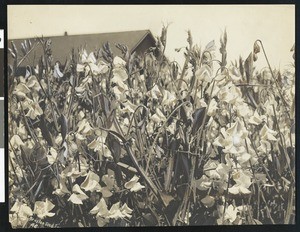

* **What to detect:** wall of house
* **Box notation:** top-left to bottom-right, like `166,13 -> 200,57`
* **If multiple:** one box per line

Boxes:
133,34 -> 156,56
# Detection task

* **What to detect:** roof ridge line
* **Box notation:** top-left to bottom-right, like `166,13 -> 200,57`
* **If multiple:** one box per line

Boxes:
8,29 -> 152,41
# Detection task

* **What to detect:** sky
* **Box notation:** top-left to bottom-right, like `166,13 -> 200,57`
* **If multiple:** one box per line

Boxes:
8,5 -> 295,71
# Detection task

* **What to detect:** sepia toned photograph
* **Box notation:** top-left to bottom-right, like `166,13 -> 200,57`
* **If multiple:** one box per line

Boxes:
7,5 -> 295,228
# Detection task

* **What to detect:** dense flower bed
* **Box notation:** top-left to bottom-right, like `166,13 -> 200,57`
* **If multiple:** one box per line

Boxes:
8,29 -> 295,227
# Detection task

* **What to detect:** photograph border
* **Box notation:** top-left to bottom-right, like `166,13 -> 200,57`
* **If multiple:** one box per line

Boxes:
1,1 -> 299,231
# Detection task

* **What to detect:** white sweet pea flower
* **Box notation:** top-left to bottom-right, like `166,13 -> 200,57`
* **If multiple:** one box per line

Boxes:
10,134 -> 25,149
213,118 -> 248,154
62,157 -> 89,180
230,66 -> 241,81
25,101 -> 43,119
101,170 -> 116,196
195,64 -> 212,83
81,171 -> 102,192
120,203 -> 133,218
26,75 -> 41,91
249,110 -> 266,125
261,69 -> 272,82
81,50 -> 97,64
89,141 -> 112,159
146,121 -> 154,134
162,89 -> 177,107
88,136 -> 105,151
15,83 -> 31,95
167,121 -> 176,135
17,123 -> 28,140
33,199 -> 55,219
53,62 -> 63,78
150,108 -> 166,124
112,86 -> 127,101
90,198 -> 109,217
235,102 -> 252,118
76,63 -> 85,72
236,152 -> 252,165
10,200 -> 33,228
262,97 -> 278,116
113,56 -> 126,67
121,100 -> 137,114
90,198 -> 133,226
206,82 -> 220,97
228,170 -> 252,195
203,162 -> 230,193
53,177 -> 70,196
194,175 -> 212,191
111,67 -> 128,91
218,81 -> 243,105
47,147 -> 58,165
207,98 -> 218,116
109,202 -> 133,219
257,140 -> 272,154
125,175 -> 145,192
68,184 -> 89,205
195,97 -> 207,109
108,202 -> 124,219
217,204 -> 238,224
260,124 -> 278,142
77,119 -> 93,135
147,84 -> 162,100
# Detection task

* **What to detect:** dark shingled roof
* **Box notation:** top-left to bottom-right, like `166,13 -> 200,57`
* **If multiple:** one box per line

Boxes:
8,30 -> 156,66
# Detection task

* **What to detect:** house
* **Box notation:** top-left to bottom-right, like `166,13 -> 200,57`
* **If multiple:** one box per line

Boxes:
8,30 -> 156,74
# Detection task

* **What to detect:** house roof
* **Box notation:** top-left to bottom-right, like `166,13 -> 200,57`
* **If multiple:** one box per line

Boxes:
8,30 -> 156,66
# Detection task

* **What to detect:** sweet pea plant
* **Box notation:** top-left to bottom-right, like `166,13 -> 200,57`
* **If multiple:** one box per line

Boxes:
8,28 -> 295,228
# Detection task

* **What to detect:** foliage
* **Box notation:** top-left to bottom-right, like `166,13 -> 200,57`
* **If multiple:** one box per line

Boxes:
8,28 -> 295,227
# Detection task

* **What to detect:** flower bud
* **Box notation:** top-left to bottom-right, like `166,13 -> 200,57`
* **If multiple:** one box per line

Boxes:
253,41 -> 260,54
